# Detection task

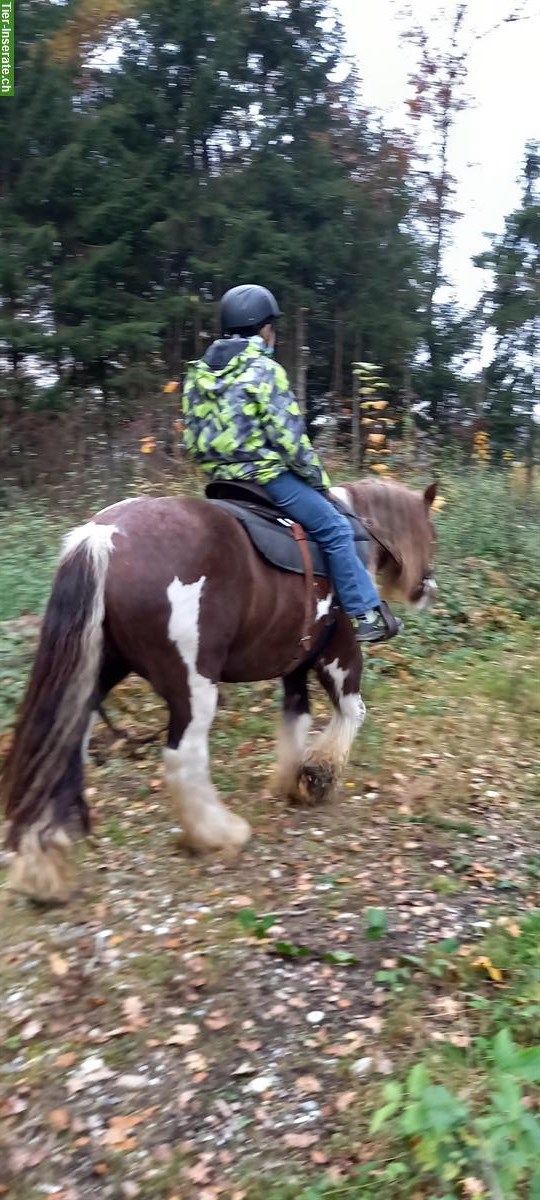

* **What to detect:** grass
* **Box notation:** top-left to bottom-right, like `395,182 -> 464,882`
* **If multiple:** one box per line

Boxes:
1,465 -> 539,1200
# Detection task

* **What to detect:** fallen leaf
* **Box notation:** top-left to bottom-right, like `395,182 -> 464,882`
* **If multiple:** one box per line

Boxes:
56,1052 -> 77,1069
295,1075 -> 322,1095
107,1113 -> 147,1134
205,1012 -> 230,1031
448,1033 -> 471,1048
359,1015 -> 383,1034
463,1179 -> 486,1197
311,1150 -> 330,1166
184,1052 -> 208,1073
101,1129 -> 137,1150
48,1108 -> 71,1132
434,996 -> 461,1019
283,1132 -> 318,1149
472,956 -> 503,983
238,1040 -> 261,1053
187,1161 -> 211,1184
49,953 -> 69,978
122,996 -> 146,1030
335,1091 -> 356,1112
21,1019 -> 43,1040
166,1023 -> 198,1046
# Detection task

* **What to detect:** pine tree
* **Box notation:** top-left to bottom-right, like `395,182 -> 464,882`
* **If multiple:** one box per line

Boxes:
477,143 -> 540,472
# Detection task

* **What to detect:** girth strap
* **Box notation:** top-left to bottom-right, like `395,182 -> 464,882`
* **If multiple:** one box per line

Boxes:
280,522 -> 317,676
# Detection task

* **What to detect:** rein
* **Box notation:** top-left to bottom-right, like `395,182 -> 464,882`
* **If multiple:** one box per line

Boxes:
360,516 -> 403,569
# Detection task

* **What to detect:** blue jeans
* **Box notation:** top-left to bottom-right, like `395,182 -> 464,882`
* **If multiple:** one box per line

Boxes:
263,471 -> 380,616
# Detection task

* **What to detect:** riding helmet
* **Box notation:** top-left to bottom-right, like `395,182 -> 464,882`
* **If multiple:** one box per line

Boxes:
220,284 -> 281,335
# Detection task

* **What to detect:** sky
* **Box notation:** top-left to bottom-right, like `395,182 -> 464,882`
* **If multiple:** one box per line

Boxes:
338,0 -> 540,311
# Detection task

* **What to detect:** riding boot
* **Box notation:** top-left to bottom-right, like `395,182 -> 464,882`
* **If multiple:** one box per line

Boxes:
350,601 -> 402,644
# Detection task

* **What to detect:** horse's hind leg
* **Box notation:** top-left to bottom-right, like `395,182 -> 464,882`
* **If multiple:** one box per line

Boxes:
272,665 -> 312,801
163,684 -> 251,855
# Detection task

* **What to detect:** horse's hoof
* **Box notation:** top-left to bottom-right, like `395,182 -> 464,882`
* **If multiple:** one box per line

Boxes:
174,814 -> 252,857
288,760 -> 338,806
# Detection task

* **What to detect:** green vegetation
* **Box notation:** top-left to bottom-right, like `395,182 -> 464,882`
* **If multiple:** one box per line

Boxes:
1,4 -> 538,483
1,467 -> 539,1200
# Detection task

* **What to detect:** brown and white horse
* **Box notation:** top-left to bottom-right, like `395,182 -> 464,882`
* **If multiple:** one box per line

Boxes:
2,480 -> 437,904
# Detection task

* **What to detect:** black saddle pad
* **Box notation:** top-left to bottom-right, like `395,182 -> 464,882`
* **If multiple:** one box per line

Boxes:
205,480 -> 371,576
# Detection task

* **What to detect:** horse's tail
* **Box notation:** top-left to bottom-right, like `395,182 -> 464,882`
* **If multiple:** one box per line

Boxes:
3,521 -> 116,900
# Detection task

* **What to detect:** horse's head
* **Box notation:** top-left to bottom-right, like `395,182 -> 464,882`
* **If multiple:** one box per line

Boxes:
345,479 -> 438,610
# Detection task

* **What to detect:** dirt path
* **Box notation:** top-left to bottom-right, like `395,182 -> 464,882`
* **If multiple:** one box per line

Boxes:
1,635 -> 539,1200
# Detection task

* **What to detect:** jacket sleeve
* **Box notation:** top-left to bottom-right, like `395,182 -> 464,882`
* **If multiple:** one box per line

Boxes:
181,372 -> 199,456
257,362 -> 331,489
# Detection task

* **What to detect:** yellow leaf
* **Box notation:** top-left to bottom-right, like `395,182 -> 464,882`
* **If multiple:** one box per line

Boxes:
432,496 -> 446,512
472,956 -> 503,982
367,433 -> 386,447
163,380 -> 180,394
370,463 -> 391,474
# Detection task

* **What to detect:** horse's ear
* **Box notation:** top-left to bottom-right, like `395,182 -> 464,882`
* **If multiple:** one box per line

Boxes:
424,482 -> 437,509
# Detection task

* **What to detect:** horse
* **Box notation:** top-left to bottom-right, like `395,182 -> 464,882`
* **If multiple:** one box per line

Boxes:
2,479 -> 438,904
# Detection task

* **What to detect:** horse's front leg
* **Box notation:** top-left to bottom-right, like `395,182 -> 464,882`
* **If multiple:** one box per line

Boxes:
271,665 -> 312,802
295,622 -> 365,805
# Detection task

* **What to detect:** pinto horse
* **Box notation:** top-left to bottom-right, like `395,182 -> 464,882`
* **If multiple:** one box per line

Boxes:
3,479 -> 437,904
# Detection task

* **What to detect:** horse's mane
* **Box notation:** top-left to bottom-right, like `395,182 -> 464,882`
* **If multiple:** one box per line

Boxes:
347,479 -> 431,598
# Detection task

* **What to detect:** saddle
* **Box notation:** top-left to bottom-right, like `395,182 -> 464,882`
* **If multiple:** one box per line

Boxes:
205,480 -> 371,576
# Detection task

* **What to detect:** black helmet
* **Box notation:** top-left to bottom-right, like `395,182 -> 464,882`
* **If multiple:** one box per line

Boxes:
220,284 -> 281,335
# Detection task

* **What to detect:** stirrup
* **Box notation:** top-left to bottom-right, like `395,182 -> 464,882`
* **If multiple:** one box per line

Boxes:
352,602 -> 402,644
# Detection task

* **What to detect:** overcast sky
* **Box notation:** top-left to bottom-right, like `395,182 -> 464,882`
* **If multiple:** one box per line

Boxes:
338,0 -> 540,310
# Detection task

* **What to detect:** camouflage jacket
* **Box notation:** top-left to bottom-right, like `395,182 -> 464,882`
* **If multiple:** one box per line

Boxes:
182,335 -> 330,489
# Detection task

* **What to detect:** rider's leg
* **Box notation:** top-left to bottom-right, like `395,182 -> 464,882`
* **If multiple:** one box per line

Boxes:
262,472 -> 400,641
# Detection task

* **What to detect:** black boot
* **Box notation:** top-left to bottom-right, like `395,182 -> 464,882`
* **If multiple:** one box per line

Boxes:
351,601 -> 402,644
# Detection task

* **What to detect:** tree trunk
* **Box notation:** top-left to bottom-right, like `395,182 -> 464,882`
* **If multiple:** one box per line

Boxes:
352,333 -> 361,470
332,313 -> 344,406
295,306 -> 308,415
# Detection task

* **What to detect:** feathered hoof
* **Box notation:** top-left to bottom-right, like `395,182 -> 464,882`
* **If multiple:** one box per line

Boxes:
6,831 -> 76,906
175,812 -> 252,859
287,758 -> 339,806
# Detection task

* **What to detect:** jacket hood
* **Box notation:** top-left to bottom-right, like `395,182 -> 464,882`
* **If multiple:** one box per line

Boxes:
187,336 -> 265,397
202,336 -> 249,371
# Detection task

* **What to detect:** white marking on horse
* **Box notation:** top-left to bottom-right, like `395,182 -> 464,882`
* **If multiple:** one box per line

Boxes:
275,711 -> 313,795
413,576 -> 438,611
325,657 -> 348,696
316,593 -> 333,621
61,521 -> 118,566
82,711 -> 98,764
329,485 -> 351,509
316,657 -> 366,765
8,808 -> 75,904
164,576 -> 250,853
